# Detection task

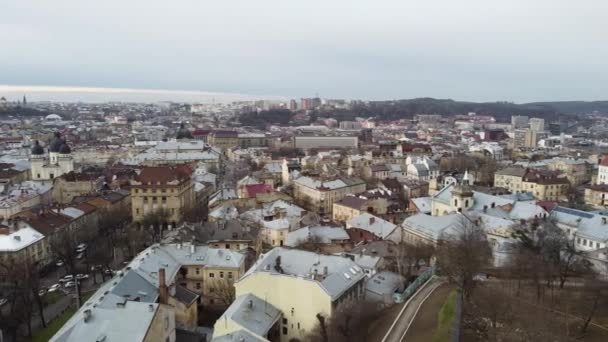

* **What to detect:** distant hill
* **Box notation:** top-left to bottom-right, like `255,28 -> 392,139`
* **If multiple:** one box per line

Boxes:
524,101 -> 608,115
318,98 -> 608,124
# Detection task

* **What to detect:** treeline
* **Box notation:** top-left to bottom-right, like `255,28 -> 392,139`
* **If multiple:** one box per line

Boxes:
239,109 -> 294,128
0,106 -> 49,117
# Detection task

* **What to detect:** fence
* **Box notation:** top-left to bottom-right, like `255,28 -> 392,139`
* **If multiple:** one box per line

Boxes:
450,290 -> 464,342
393,265 -> 436,303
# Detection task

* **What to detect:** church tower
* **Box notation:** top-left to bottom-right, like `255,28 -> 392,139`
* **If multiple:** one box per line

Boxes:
451,170 -> 474,212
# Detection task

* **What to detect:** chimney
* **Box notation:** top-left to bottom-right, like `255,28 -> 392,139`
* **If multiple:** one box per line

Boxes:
158,268 -> 168,305
83,309 -> 92,323
369,217 -> 375,225
603,217 -> 607,225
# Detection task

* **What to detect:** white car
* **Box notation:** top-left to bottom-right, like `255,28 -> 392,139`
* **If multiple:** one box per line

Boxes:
56,260 -> 64,267
76,274 -> 89,280
48,284 -> 61,292
64,281 -> 79,288
76,253 -> 84,260
77,243 -> 87,250
60,275 -> 74,283
38,289 -> 47,297
0,298 -> 8,306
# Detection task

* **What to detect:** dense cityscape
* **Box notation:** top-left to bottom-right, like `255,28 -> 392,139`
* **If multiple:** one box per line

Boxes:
0,94 -> 607,342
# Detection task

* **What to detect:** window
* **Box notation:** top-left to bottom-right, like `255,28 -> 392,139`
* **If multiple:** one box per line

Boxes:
219,271 -> 224,278
195,268 -> 200,275
225,244 -> 230,249
282,327 -> 288,335
195,282 -> 201,289
135,189 -> 139,193
228,272 -> 233,279
136,209 -> 140,215
162,196 -> 167,203
209,272 -> 214,278
283,318 -> 288,325
50,173 -> 54,179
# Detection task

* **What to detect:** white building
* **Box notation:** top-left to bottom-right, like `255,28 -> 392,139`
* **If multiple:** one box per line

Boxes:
30,133 -> 74,181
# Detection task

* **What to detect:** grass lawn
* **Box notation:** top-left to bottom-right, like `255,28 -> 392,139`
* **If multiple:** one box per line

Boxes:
31,291 -> 95,342
43,291 -> 64,306
433,289 -> 459,342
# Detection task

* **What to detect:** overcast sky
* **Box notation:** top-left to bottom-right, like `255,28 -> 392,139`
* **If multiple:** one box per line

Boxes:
1,0 -> 607,102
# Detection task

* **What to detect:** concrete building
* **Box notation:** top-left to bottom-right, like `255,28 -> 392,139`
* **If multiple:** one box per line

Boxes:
294,136 -> 358,150
511,115 -> 529,129
0,223 -> 49,278
131,165 -> 195,227
597,156 -> 608,185
214,247 -> 366,342
293,176 -> 366,216
52,171 -> 103,204
494,167 -> 527,193
529,117 -> 545,132
51,243 -> 244,341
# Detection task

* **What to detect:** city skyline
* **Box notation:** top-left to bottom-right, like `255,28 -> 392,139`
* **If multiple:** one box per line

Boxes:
2,0 -> 608,102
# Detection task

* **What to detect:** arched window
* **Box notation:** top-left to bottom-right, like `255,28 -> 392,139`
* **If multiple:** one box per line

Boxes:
454,199 -> 458,206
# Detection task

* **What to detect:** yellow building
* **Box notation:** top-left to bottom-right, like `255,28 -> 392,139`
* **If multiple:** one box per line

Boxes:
209,131 -> 239,150
52,171 -> 101,204
0,223 -> 50,277
176,246 -> 246,307
131,165 -> 195,227
521,169 -> 569,201
585,184 -> 608,208
494,167 -> 526,192
214,247 -> 366,342
293,176 -> 366,216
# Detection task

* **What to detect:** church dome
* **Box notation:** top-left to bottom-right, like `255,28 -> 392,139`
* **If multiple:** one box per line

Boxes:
58,143 -> 71,154
31,140 -> 44,155
49,132 -> 64,153
176,122 -> 193,140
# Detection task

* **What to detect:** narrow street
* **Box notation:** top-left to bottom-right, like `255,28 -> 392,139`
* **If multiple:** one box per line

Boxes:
382,277 -> 443,342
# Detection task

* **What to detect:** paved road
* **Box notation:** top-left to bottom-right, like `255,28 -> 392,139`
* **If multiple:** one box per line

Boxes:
382,277 -> 443,342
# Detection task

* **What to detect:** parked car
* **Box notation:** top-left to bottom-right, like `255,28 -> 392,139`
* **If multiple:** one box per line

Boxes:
48,284 -> 62,293
77,243 -> 87,250
38,289 -> 47,297
76,253 -> 84,260
76,274 -> 89,280
104,269 -> 116,276
56,260 -> 64,267
64,281 -> 80,288
0,298 -> 8,306
59,275 -> 74,283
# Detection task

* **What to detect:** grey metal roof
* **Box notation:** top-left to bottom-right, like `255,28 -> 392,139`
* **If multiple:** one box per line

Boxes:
212,330 -> 268,342
347,213 -> 397,239
240,247 -> 366,300
175,285 -> 199,306
285,226 -> 350,246
218,294 -> 281,338
365,271 -> 405,296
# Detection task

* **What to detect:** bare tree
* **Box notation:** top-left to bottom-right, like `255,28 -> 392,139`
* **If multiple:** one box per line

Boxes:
141,207 -> 172,242
394,241 -> 435,279
435,217 -> 492,299
306,300 -> 381,342
207,279 -> 236,306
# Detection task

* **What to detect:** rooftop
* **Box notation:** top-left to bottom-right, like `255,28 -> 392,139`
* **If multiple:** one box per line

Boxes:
241,247 -> 366,300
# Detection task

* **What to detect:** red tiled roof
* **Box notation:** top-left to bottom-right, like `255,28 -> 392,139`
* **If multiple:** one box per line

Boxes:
600,156 -> 608,167
244,184 -> 273,198
135,165 -> 193,184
